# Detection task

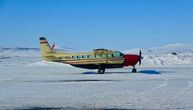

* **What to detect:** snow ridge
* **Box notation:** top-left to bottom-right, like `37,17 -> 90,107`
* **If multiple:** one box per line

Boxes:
0,44 -> 193,67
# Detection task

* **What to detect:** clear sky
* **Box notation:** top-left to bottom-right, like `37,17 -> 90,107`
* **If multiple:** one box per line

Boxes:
0,0 -> 193,50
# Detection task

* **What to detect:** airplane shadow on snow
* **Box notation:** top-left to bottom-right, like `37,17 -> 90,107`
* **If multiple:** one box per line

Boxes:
82,70 -> 162,75
20,70 -> 163,83
14,107 -> 136,110
138,70 -> 161,74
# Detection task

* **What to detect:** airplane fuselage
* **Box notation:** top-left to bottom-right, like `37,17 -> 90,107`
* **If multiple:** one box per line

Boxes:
40,37 -> 142,74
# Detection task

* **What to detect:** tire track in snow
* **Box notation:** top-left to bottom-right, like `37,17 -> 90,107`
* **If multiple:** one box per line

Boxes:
138,75 -> 168,96
0,78 -> 18,85
152,76 -> 168,90
175,80 -> 193,96
170,80 -> 193,110
135,75 -> 169,105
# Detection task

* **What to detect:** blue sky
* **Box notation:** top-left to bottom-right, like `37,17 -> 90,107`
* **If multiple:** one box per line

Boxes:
0,0 -> 193,50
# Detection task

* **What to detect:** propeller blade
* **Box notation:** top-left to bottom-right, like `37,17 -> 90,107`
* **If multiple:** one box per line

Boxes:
139,59 -> 141,66
139,50 -> 142,66
139,50 -> 142,57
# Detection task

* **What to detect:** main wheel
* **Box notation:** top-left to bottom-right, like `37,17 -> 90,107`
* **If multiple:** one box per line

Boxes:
98,68 -> 105,74
132,68 -> 137,73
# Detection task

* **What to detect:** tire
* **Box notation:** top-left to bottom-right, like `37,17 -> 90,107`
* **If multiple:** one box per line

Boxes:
98,68 -> 105,74
132,68 -> 137,73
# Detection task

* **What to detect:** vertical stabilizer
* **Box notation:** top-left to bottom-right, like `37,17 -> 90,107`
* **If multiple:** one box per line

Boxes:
39,37 -> 52,60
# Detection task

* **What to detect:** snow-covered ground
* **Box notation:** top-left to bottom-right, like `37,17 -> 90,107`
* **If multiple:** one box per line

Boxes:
1,66 -> 193,110
0,44 -> 193,110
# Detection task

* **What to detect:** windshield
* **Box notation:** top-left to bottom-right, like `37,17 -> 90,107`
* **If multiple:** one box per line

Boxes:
113,51 -> 124,57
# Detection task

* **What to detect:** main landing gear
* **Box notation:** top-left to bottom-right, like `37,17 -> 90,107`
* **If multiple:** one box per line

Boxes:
132,67 -> 137,73
98,66 -> 105,74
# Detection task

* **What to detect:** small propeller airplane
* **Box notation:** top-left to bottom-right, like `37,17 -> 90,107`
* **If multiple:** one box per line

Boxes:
39,37 -> 143,74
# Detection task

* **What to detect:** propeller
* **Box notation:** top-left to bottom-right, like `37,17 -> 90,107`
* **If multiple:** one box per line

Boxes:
51,42 -> 55,49
139,50 -> 142,66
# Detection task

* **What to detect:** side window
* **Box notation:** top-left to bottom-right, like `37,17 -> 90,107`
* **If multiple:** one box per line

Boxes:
102,54 -> 106,58
77,56 -> 81,59
95,54 -> 100,58
91,55 -> 94,58
72,56 -> 77,59
107,54 -> 112,58
87,55 -> 92,59
87,55 -> 90,58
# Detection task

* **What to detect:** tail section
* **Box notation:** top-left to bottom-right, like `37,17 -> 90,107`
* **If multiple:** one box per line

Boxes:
39,37 -> 53,60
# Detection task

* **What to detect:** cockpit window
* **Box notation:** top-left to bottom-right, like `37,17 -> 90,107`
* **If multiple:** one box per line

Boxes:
113,51 -> 124,57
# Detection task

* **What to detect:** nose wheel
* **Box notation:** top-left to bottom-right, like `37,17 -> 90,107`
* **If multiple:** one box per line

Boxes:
132,67 -> 137,73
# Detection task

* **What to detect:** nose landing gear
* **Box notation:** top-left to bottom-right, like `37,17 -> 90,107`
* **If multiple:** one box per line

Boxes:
132,67 -> 137,73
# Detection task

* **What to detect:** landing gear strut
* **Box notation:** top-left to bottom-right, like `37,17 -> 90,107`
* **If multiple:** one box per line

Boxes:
98,66 -> 105,74
132,67 -> 137,73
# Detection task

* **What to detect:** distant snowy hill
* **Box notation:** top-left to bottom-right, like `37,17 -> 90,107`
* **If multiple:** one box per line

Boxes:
123,43 -> 193,67
150,43 -> 193,54
0,43 -> 193,67
0,47 -> 40,66
0,47 -> 78,66
0,47 -> 39,51
123,43 -> 193,55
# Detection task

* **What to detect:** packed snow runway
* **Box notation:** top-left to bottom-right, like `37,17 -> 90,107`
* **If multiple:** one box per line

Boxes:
1,65 -> 193,110
0,46 -> 193,110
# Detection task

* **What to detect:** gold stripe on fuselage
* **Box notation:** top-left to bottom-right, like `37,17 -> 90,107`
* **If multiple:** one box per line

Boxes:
59,57 -> 124,65
46,51 -> 124,65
